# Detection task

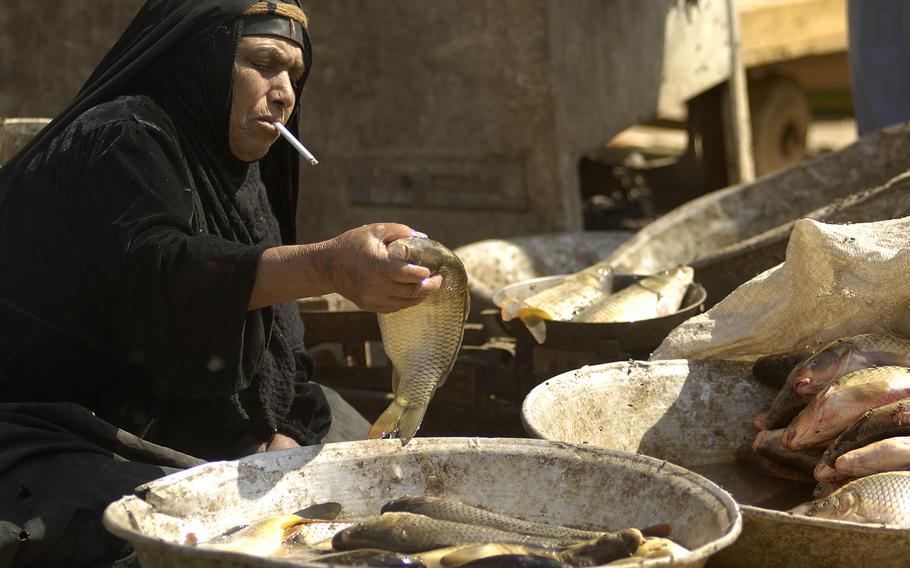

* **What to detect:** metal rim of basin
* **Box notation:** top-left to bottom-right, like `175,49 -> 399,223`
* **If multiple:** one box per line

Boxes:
103,437 -> 743,567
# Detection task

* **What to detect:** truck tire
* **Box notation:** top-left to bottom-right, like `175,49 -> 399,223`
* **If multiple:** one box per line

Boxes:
748,75 -> 810,177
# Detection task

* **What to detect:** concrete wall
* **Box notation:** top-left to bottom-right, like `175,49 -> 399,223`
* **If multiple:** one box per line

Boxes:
0,1 -> 143,117
1,1 -> 731,248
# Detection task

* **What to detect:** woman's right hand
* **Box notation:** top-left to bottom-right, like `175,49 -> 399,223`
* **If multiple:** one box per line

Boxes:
318,223 -> 442,313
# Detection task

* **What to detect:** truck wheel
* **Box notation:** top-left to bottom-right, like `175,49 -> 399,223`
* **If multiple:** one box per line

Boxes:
748,75 -> 810,177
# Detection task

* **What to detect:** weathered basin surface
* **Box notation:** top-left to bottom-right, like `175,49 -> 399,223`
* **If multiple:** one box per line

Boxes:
603,123 -> 910,304
522,360 -> 910,568
104,437 -> 741,568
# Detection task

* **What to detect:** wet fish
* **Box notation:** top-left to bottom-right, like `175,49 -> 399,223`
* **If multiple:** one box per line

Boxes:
571,266 -> 693,324
751,346 -> 816,389
200,513 -> 309,556
438,531 -> 643,568
381,496 -> 603,540
370,237 -> 470,444
454,555 -> 572,568
752,428 -> 823,475
608,537 -> 691,565
785,366 -> 910,450
501,261 -> 615,344
557,530 -> 643,566
313,549 -> 426,567
822,436 -> 910,480
332,512 -> 576,553
735,440 -> 816,484
816,398 -> 910,482
759,333 -> 910,430
790,471 -> 910,526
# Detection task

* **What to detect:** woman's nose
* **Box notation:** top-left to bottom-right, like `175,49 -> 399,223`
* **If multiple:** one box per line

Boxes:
269,72 -> 296,110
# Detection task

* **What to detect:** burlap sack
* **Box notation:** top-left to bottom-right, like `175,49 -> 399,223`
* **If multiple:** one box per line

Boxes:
651,216 -> 910,361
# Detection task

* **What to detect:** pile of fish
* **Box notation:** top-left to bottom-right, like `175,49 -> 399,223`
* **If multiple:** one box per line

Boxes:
369,237 -> 470,445
192,495 -> 690,567
741,332 -> 910,525
500,264 -> 694,343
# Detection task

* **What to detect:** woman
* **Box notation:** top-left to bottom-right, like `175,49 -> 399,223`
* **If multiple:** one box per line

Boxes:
0,1 -> 440,566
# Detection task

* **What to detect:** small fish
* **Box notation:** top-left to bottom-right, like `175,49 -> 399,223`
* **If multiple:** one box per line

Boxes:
199,513 -> 307,556
751,346 -> 816,390
608,537 -> 691,565
502,261 -> 615,344
816,398 -> 910,482
760,333 -> 910,430
790,471 -> 910,526
785,366 -> 910,450
381,496 -> 604,540
370,237 -> 470,444
557,530 -> 644,567
571,266 -> 693,324
438,544 -> 561,568
332,512 -> 576,553
752,428 -> 823,475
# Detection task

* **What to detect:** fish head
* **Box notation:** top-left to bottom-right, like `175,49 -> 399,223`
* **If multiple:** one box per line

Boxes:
784,397 -> 829,450
389,237 -> 448,272
788,340 -> 856,396
805,489 -> 859,521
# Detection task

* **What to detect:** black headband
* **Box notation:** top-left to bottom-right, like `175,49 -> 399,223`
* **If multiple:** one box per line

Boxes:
242,8 -> 306,49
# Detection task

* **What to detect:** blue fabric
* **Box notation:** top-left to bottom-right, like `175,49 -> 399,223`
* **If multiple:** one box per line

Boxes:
848,0 -> 910,134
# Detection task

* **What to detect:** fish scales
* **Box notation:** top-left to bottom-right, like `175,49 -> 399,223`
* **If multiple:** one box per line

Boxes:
762,332 -> 910,429
571,266 -> 692,324
791,471 -> 910,526
821,397 -> 910,469
331,512 -> 575,553
369,238 -> 469,444
786,365 -> 910,450
381,496 -> 603,540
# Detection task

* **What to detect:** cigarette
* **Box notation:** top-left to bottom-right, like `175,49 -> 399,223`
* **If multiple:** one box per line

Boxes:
273,121 -> 318,166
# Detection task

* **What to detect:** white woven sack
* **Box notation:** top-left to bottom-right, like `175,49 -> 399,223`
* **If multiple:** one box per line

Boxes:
652,216 -> 910,361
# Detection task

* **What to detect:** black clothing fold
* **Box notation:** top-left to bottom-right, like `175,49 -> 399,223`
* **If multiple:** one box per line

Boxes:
0,0 -> 330,460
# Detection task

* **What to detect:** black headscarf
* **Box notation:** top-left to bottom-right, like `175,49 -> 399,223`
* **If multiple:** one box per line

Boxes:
0,0 -> 331,458
0,0 -> 310,244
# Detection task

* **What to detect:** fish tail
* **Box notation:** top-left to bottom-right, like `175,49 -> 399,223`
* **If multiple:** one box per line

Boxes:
368,400 -> 428,445
396,404 -> 428,445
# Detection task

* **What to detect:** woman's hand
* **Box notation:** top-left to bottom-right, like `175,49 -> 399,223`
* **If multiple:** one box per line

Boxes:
248,222 -> 442,312
321,223 -> 442,313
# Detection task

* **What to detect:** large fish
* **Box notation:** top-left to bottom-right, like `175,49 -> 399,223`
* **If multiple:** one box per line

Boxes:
790,471 -> 910,526
332,512 -> 576,553
757,333 -> 910,430
785,366 -> 910,450
500,261 -> 615,344
752,428 -> 823,475
750,346 -> 816,390
571,266 -> 693,324
816,398 -> 910,482
820,436 -> 910,481
369,238 -> 470,444
381,496 -> 603,540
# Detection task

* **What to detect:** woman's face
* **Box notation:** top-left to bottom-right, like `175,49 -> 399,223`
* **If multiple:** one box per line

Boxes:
229,35 -> 305,162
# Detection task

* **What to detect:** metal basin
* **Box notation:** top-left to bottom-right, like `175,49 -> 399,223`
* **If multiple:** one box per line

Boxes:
492,274 -> 706,357
521,360 -> 910,568
103,437 -> 741,568
454,231 -> 633,315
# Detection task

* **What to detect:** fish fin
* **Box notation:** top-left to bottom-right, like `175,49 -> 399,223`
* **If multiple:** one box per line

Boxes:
396,404 -> 429,445
518,308 -> 549,344
368,398 -> 407,440
293,502 -> 342,521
